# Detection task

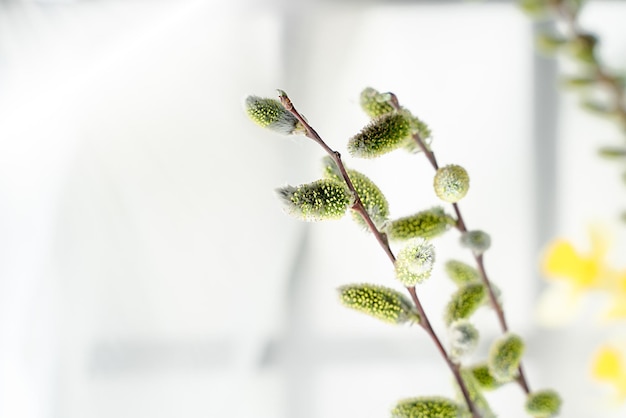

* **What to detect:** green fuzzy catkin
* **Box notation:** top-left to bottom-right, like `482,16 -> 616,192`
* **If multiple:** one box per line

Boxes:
444,283 -> 486,325
433,164 -> 470,203
245,96 -> 300,134
321,157 -> 389,228
467,363 -> 502,391
386,207 -> 456,241
360,87 -> 395,118
348,112 -> 411,158
536,33 -> 567,54
567,34 -> 598,65
276,179 -> 352,221
525,389 -> 562,418
338,284 -> 419,325
518,0 -> 549,18
448,320 -> 479,361
444,260 -> 481,287
460,230 -> 491,255
488,333 -> 525,383
402,114 -> 433,153
358,88 -> 432,155
457,369 -> 496,418
394,238 -> 436,286
391,396 -> 469,418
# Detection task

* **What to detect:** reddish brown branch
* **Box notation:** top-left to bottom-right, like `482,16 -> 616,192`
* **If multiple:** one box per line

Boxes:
278,90 -> 480,417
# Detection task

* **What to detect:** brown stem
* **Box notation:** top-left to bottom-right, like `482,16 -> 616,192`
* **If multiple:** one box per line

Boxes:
407,287 -> 480,417
390,96 -> 532,395
278,90 -> 480,417
278,90 -> 395,264
554,3 -> 626,130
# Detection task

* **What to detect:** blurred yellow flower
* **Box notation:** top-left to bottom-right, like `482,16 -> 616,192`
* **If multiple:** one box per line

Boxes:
542,228 -> 609,291
537,227 -> 626,324
592,345 -> 626,402
539,227 -> 626,404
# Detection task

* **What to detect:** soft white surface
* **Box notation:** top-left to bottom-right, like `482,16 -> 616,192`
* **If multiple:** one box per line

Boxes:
1,1 -> 625,417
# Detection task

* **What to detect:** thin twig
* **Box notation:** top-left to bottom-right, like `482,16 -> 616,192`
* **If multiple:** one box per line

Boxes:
388,94 -> 532,394
554,2 -> 626,130
277,90 -> 480,418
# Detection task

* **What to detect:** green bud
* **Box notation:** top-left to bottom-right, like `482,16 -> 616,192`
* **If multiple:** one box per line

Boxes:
433,165 -> 470,203
567,34 -> 598,64
460,230 -> 491,255
518,0 -> 549,18
394,239 -> 436,286
348,112 -> 411,158
448,320 -> 479,360
444,260 -> 480,287
401,114 -> 433,154
359,87 -> 395,118
385,207 -> 456,241
458,369 -> 497,418
488,333 -> 525,383
444,283 -> 486,325
525,389 -> 562,418
581,100 -> 614,116
276,179 -> 353,221
338,283 -> 419,325
570,0 -> 586,14
467,363 -> 503,391
536,33 -> 567,54
322,157 -> 390,228
561,76 -> 596,88
245,96 -> 301,134
358,87 -> 433,155
391,396 -> 468,418
598,146 -> 626,159
408,114 -> 432,141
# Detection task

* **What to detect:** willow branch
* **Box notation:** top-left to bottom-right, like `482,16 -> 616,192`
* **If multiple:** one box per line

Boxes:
553,2 -> 626,130
388,94 -> 532,394
277,90 -> 480,417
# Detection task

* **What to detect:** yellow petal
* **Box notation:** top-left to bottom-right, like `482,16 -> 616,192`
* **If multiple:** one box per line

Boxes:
592,346 -> 623,382
602,294 -> 626,321
542,240 -> 599,288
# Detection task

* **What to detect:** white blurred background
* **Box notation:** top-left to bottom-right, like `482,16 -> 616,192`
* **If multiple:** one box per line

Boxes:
0,0 -> 625,417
